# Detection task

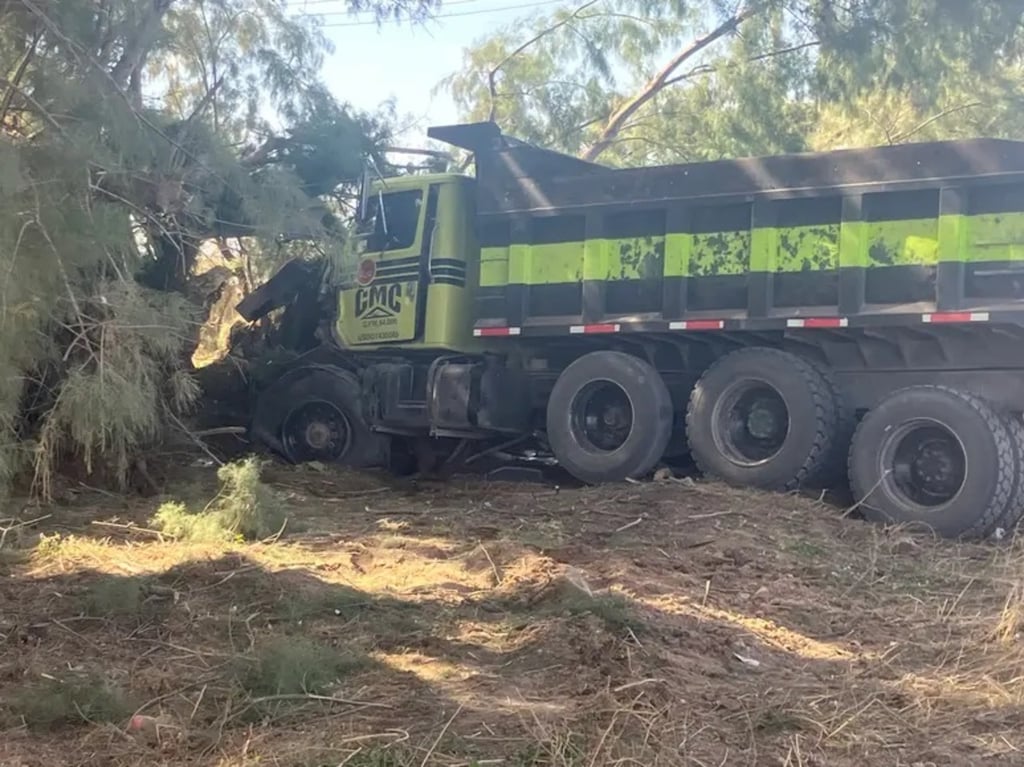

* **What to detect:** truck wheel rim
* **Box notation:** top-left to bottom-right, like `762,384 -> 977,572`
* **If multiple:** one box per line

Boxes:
282,401 -> 353,463
711,380 -> 790,467
570,380 -> 633,453
881,419 -> 967,509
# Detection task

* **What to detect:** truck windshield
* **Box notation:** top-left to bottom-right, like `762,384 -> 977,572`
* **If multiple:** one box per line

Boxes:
365,189 -> 423,252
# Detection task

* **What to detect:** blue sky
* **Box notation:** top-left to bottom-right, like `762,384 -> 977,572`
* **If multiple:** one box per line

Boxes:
293,1 -> 559,146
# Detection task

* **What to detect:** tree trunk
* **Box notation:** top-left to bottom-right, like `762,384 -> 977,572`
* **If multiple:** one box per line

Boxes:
109,0 -> 175,88
580,7 -> 757,163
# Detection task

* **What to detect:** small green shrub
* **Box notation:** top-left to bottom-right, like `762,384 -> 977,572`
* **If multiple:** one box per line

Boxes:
520,582 -> 642,634
84,575 -> 145,618
6,674 -> 134,730
275,587 -> 424,639
152,500 -> 236,543
151,457 -> 284,542
559,592 -> 639,632
213,457 -> 285,539
238,637 -> 367,698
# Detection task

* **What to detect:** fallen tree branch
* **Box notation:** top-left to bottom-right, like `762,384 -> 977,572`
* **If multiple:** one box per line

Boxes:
227,693 -> 393,723
0,30 -> 41,129
90,520 -> 166,538
190,426 -> 248,438
168,412 -> 224,467
0,514 -> 52,550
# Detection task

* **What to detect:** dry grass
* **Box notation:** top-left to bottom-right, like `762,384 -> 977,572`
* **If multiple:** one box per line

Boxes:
2,464 -> 1024,765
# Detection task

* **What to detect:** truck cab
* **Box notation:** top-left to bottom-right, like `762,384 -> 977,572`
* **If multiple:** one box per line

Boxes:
333,173 -> 481,353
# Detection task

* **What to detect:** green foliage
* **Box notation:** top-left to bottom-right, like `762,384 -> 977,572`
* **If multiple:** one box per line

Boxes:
34,285 -> 200,493
211,457 -> 286,538
0,119 -> 200,493
808,0 -> 1024,101
346,0 -> 440,23
237,637 -> 367,697
616,10 -> 815,164
441,1 -> 700,157
442,0 -> 1024,164
808,65 -> 1024,150
153,500 -> 237,543
274,584 -> 425,638
5,674 -> 134,730
151,456 -> 285,542
539,585 -> 641,634
0,0 -> 414,495
33,533 -> 66,559
84,576 -> 146,619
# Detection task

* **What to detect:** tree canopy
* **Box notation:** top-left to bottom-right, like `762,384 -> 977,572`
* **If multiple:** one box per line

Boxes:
441,0 -> 1024,164
0,0 -> 436,495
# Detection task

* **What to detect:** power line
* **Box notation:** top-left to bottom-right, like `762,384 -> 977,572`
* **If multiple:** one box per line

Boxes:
295,0 -> 486,17
316,0 -> 566,27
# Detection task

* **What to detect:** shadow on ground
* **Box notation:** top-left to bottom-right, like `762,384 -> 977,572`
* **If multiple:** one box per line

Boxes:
1,466 -> 1023,766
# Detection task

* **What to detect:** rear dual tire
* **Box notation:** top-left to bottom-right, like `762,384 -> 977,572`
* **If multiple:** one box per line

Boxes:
686,348 -> 844,491
548,347 -> 851,491
848,386 -> 1023,539
686,356 -> 1024,539
996,412 -> 1024,536
549,347 -> 850,490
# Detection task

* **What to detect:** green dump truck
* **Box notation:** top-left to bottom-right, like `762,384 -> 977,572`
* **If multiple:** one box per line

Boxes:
240,121 -> 1024,539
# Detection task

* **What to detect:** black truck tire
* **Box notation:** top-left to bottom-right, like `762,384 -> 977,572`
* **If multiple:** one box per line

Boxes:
848,386 -> 1016,539
250,367 -> 388,468
686,348 -> 839,490
805,357 -> 856,485
994,412 -> 1024,536
546,351 -> 673,484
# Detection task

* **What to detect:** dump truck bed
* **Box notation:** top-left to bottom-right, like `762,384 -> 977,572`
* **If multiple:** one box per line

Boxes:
429,122 -> 1024,336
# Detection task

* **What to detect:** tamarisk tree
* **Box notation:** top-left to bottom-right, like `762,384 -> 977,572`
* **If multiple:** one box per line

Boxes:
442,0 -> 1024,165
0,0 -> 437,495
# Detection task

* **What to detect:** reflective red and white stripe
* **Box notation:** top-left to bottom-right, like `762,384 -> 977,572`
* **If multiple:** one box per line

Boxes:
473,326 -> 521,337
570,323 -> 621,334
669,320 -> 725,331
471,311 -> 995,338
786,317 -> 849,328
922,311 -> 990,323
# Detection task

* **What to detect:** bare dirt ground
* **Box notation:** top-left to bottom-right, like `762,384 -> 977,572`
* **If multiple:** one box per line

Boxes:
3,463 -> 1024,766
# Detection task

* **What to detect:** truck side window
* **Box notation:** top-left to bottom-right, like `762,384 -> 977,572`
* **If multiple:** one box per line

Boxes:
366,190 -> 423,252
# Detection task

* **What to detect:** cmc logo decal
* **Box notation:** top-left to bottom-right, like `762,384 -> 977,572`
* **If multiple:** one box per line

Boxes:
355,283 -> 403,320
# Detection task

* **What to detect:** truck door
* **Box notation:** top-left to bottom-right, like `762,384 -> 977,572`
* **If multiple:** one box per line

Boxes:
338,186 -> 435,346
